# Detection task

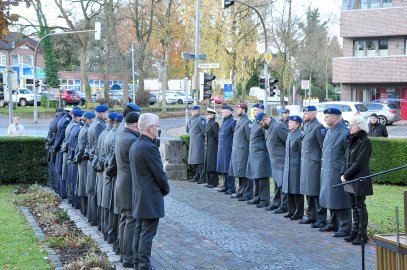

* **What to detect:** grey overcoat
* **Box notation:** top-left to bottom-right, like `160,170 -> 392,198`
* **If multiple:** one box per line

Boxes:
95,124 -> 112,206
101,126 -> 117,209
186,115 -> 206,164
282,128 -> 302,194
246,122 -> 272,179
62,120 -> 76,181
229,113 -> 251,177
76,123 -> 89,197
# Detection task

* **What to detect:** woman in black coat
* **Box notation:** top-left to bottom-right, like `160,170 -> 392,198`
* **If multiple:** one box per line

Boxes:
204,108 -> 219,188
340,116 -> 373,245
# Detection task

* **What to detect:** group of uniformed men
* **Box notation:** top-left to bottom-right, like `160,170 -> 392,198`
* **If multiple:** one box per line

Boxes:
187,103 -> 362,243
45,103 -> 168,269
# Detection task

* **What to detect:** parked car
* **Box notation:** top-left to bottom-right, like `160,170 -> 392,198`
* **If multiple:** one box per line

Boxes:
173,91 -> 193,104
211,96 -> 223,104
364,102 -> 401,125
75,91 -> 87,106
60,90 -> 81,106
315,101 -> 370,127
7,88 -> 42,107
148,93 -> 157,105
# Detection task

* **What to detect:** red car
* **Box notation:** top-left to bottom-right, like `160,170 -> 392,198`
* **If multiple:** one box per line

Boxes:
211,96 -> 223,104
60,90 -> 81,106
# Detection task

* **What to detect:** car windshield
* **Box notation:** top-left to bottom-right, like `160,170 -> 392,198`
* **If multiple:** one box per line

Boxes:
67,90 -> 77,94
355,103 -> 368,112
20,89 -> 33,94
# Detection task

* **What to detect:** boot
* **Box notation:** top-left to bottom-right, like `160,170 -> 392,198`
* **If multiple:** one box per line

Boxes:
344,231 -> 358,242
352,207 -> 368,245
345,208 -> 359,242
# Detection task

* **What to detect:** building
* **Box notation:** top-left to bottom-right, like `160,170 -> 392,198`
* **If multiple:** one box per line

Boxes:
333,0 -> 407,120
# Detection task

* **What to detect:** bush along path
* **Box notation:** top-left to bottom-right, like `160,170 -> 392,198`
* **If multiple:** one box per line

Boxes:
14,185 -> 113,269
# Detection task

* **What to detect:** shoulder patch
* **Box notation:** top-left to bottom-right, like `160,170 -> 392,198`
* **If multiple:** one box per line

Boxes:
320,127 -> 326,136
201,119 -> 206,125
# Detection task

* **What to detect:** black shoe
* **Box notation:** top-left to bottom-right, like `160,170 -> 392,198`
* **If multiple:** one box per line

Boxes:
217,188 -> 227,192
238,197 -> 251,201
90,222 -> 98,226
197,180 -> 206,184
299,218 -> 315,224
274,207 -> 288,214
247,199 -> 260,205
333,231 -> 349,238
319,223 -> 335,232
310,222 -> 326,228
290,215 -> 302,221
206,185 -> 214,188
352,234 -> 368,245
189,179 -> 198,182
103,233 -> 108,241
265,205 -> 279,211
256,203 -> 270,208
230,193 -> 242,199
122,261 -> 134,268
283,214 -> 293,218
224,190 -> 234,195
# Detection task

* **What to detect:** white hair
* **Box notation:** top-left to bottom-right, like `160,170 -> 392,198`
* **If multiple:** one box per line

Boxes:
350,116 -> 369,133
138,113 -> 159,134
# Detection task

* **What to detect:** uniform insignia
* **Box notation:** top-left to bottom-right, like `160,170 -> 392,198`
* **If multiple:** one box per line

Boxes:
320,127 -> 326,136
248,123 -> 252,128
201,120 -> 206,125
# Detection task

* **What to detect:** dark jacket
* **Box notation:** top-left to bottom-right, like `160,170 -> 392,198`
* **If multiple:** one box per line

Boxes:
216,114 -> 236,173
229,113 -> 251,177
342,130 -> 374,196
204,118 -> 219,172
368,122 -> 388,137
130,135 -> 170,219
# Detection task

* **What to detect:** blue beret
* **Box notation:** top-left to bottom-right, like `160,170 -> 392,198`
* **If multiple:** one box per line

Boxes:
95,104 -> 109,112
126,103 -> 141,112
56,108 -> 64,113
192,105 -> 200,110
303,106 -> 317,112
83,112 -> 96,119
288,115 -> 302,124
108,112 -> 118,120
255,112 -> 267,122
221,105 -> 233,111
253,103 -> 265,110
72,106 -> 80,111
72,109 -> 84,117
323,108 -> 342,115
115,114 -> 123,122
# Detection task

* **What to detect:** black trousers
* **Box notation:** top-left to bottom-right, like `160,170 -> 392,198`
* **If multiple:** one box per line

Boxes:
80,196 -> 88,217
87,194 -> 98,224
133,218 -> 159,270
349,194 -> 368,236
119,210 -> 137,264
287,194 -> 304,218
305,195 -> 326,224
258,178 -> 270,205
206,172 -> 219,186
334,208 -> 352,234
193,164 -> 206,182
271,184 -> 288,210
238,177 -> 253,199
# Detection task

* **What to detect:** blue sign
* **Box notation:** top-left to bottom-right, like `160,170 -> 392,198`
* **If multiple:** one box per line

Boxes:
224,84 -> 233,100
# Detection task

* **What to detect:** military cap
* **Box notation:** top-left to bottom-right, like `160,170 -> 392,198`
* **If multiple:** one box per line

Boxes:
221,104 -> 233,111
283,108 -> 290,113
255,112 -> 267,122
207,108 -> 217,114
56,108 -> 64,113
115,114 -> 123,122
192,105 -> 200,110
83,112 -> 96,119
236,103 -> 248,110
125,112 -> 140,123
253,103 -> 265,110
72,106 -> 80,111
303,106 -> 317,112
126,103 -> 141,112
288,115 -> 302,124
370,113 -> 378,118
72,109 -> 84,117
108,112 -> 118,120
95,104 -> 109,112
323,108 -> 342,115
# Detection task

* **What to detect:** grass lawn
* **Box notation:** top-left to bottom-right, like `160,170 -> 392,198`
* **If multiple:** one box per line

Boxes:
0,106 -> 56,114
0,185 -> 51,269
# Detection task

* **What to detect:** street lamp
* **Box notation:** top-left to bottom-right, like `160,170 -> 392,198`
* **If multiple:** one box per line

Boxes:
32,22 -> 101,123
223,0 -> 270,114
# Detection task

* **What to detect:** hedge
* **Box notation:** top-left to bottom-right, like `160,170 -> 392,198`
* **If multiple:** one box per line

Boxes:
180,135 -> 407,185
0,136 -> 48,184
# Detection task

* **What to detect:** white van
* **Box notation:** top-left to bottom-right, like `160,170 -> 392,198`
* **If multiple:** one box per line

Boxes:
316,101 -> 370,127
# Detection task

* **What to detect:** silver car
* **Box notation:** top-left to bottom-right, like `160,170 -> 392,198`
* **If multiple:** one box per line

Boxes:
364,102 -> 401,125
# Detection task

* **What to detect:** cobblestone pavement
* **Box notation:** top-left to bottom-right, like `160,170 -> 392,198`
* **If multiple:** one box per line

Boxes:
61,181 -> 376,270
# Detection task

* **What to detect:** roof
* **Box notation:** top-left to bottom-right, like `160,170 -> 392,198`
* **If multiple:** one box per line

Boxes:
0,32 -> 39,50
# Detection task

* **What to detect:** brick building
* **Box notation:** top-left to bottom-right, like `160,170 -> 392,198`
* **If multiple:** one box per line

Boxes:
332,0 -> 407,120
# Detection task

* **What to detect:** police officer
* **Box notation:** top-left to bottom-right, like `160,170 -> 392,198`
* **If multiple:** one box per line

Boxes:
246,104 -> 272,208
299,106 -> 327,227
86,104 -> 109,226
216,105 -> 236,195
186,105 -> 206,183
258,112 -> 288,212
320,108 -> 352,237
229,103 -> 252,201
46,108 -> 64,189
204,108 -> 219,188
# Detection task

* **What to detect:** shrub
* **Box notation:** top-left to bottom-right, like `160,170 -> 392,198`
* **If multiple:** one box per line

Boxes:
0,136 -> 48,184
179,134 -> 196,179
370,138 -> 407,185
41,96 -> 59,108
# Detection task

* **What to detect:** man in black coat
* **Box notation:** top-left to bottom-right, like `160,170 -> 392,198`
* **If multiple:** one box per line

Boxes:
204,108 -> 219,188
46,108 -> 64,189
368,113 -> 388,137
130,113 -> 170,270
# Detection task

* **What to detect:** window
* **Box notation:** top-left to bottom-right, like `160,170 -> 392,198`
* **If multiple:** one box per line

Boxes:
11,54 -> 33,66
354,39 -> 388,56
366,40 -> 377,56
12,54 -> 20,66
383,0 -> 392,7
371,0 -> 381,8
354,40 -> 365,56
23,55 -> 33,66
0,53 -> 6,66
341,0 -> 392,10
378,39 -> 388,56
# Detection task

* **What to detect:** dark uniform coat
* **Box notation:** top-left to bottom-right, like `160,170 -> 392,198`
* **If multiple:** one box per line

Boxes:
186,115 -> 206,164
86,116 -> 106,195
101,126 -> 117,209
130,135 -> 170,219
229,114 -> 251,177
216,114 -> 236,173
114,127 -> 140,212
282,128 -> 302,194
246,121 -> 272,179
62,119 -> 76,181
67,121 -> 83,195
95,124 -> 112,206
300,117 -> 326,196
46,114 -> 63,163
342,131 -> 374,196
320,121 -> 351,210
265,118 -> 288,187
53,114 -> 72,177
204,118 -> 219,172
76,123 -> 89,197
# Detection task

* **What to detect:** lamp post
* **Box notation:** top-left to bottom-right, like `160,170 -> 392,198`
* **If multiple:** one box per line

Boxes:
223,0 -> 269,114
131,43 -> 136,103
32,22 -> 101,123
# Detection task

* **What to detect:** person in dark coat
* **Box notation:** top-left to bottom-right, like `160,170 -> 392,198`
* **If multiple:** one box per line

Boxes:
204,108 -> 219,188
279,108 -> 290,128
46,108 -> 64,190
319,108 -> 352,238
299,106 -> 327,228
115,112 -> 140,268
186,105 -> 207,183
229,103 -> 252,201
246,104 -> 272,208
258,113 -> 288,212
341,116 -> 373,245
216,105 -> 236,195
86,104 -> 109,226
367,113 -> 388,137
75,111 -> 96,216
282,116 -> 304,220
130,113 -> 170,270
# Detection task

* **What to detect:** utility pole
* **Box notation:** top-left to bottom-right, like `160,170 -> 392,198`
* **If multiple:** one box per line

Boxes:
193,0 -> 201,105
131,43 -> 136,103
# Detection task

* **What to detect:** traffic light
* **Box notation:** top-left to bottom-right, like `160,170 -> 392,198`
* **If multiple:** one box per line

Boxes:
0,72 -> 3,92
35,80 -> 40,88
270,78 -> 279,96
259,77 -> 266,89
199,72 -> 216,101
223,0 -> 234,8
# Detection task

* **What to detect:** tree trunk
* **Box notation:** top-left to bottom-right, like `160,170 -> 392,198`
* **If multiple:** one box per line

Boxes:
80,41 -> 91,105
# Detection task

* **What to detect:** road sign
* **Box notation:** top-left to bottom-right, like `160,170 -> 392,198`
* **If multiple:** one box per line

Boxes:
264,50 -> 272,65
301,80 -> 310,90
198,63 -> 220,69
224,84 -> 233,100
182,52 -> 207,61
